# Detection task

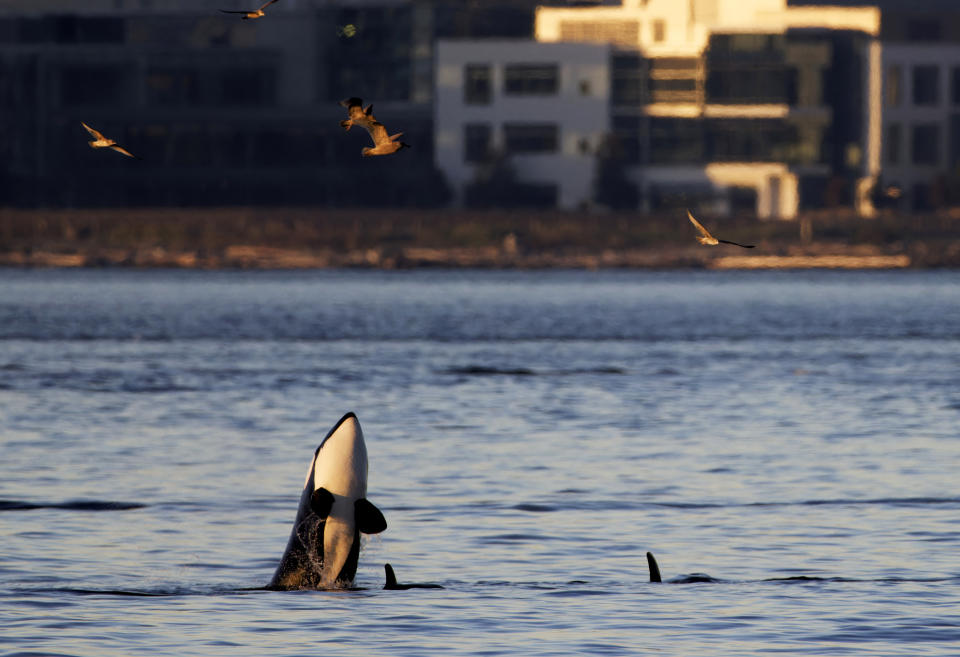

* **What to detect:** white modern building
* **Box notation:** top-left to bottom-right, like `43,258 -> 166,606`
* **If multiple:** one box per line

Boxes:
880,43 -> 960,209
435,40 -> 611,209
435,0 -> 882,218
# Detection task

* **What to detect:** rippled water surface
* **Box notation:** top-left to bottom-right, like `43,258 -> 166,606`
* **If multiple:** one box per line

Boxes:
1,268 -> 959,656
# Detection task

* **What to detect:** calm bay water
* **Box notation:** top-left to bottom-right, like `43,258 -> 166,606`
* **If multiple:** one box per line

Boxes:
1,268 -> 959,656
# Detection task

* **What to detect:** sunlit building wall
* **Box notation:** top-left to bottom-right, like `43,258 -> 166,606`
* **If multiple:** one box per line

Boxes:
532,0 -> 881,218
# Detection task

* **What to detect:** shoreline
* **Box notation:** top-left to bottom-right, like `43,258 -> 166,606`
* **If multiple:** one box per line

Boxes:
1,206 -> 958,269
0,245 -> 917,270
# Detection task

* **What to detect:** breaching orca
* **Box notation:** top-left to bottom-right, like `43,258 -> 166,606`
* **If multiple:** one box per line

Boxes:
383,563 -> 444,590
269,412 -> 387,589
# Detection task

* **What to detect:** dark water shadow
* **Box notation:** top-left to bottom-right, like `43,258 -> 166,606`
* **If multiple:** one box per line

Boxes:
0,499 -> 147,512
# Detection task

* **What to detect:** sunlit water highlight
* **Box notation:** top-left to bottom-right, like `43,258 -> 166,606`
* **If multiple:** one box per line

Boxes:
1,269 -> 959,656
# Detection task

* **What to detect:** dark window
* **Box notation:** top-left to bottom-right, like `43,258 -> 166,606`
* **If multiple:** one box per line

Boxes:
0,19 -> 15,43
220,69 -> 274,107
503,123 -> 558,154
707,68 -> 793,104
612,115 -> 642,164
951,114 -> 960,166
912,65 -> 939,106
708,33 -> 785,62
652,20 -> 666,43
912,123 -> 940,165
650,118 -> 703,163
60,65 -> 127,107
464,64 -> 491,105
707,35 -> 792,105
886,123 -> 901,164
907,19 -> 941,42
464,123 -> 491,163
612,54 -> 644,105
504,64 -> 558,95
707,119 -> 796,162
76,17 -> 124,43
952,68 -> 960,105
885,66 -> 901,107
146,68 -> 199,107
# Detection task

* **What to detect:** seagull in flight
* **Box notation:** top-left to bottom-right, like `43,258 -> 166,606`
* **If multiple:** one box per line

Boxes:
81,122 -> 139,159
687,210 -> 755,248
220,0 -> 280,20
339,97 -> 410,157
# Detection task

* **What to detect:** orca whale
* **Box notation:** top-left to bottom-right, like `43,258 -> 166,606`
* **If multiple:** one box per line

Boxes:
383,563 -> 444,590
269,412 -> 387,589
646,552 -> 720,584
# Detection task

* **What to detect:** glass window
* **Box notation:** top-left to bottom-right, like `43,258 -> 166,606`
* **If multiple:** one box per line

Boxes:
907,19 -> 941,41
464,123 -> 491,163
653,20 -> 666,43
885,66 -> 901,107
912,123 -> 940,165
612,54 -> 644,105
146,68 -> 199,107
650,118 -> 703,163
60,65 -> 126,107
503,123 -> 558,154
504,64 -> 558,95
912,65 -> 939,106
951,68 -> 960,105
220,69 -> 273,107
950,114 -> 960,166
886,123 -> 901,164
464,64 -> 491,105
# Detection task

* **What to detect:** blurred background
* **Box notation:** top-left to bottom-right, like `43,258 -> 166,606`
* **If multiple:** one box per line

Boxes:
3,0 -> 959,213
2,0 -> 960,267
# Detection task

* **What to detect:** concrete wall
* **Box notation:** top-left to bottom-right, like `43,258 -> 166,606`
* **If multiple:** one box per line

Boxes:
435,39 -> 610,209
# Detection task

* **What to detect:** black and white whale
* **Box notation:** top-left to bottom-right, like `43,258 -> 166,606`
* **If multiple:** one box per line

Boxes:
646,552 -> 721,584
269,412 -> 387,589
383,563 -> 444,590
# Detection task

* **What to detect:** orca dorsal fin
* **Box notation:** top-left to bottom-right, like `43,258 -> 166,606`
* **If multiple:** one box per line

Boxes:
384,563 -> 399,589
310,487 -> 334,518
355,498 -> 387,534
647,552 -> 662,583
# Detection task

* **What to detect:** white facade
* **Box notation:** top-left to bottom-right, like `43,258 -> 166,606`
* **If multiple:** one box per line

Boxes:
435,40 -> 611,209
880,44 -> 960,209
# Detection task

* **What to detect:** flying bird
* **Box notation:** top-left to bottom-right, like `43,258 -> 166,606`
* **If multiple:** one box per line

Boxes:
686,210 -> 755,248
339,97 -> 410,157
220,0 -> 280,19
81,122 -> 139,159
338,97 -> 375,132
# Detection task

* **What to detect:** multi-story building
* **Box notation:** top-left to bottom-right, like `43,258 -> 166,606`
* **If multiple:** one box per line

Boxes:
0,0 -> 556,208
436,0 -> 882,218
820,0 -> 960,210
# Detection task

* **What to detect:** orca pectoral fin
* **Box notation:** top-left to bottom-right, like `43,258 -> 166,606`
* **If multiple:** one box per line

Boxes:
311,487 -> 335,518
355,498 -> 387,534
646,552 -> 662,583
